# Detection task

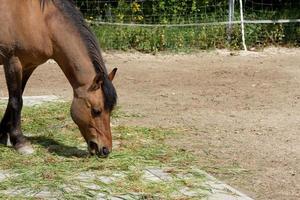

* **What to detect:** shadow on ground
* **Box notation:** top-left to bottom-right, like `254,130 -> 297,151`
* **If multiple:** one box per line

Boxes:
28,136 -> 89,158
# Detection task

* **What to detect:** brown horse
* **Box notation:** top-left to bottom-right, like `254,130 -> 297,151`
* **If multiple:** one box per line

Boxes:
0,0 -> 117,157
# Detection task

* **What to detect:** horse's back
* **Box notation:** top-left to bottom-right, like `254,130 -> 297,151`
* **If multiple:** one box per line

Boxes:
0,0 -> 53,65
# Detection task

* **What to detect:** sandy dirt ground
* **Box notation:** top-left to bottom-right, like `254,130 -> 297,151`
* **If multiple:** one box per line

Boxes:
0,48 -> 299,200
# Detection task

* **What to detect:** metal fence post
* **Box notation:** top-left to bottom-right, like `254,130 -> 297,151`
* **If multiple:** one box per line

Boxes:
227,0 -> 235,42
239,0 -> 247,51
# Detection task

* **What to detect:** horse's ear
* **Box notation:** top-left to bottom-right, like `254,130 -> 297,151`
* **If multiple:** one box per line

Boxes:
108,68 -> 118,81
90,73 -> 103,91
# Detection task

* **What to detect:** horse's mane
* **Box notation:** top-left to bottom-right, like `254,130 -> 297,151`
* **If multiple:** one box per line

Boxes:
39,0 -> 117,111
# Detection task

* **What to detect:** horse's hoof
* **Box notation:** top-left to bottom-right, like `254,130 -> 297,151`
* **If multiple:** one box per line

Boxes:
15,144 -> 34,155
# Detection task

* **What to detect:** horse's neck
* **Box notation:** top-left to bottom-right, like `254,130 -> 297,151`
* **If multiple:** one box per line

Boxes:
48,10 -> 95,93
53,45 -> 95,92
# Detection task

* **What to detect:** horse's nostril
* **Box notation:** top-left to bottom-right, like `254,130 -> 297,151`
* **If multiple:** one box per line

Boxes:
102,147 -> 110,156
89,141 -> 99,155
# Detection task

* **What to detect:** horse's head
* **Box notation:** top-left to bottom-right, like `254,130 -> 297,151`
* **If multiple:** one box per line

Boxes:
70,68 -> 117,158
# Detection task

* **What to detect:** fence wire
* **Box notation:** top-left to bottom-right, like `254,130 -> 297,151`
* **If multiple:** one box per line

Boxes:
74,0 -> 300,50
75,0 -> 299,24
75,0 -> 229,24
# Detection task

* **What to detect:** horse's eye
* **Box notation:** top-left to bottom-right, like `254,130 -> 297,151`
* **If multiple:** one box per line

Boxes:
92,108 -> 102,117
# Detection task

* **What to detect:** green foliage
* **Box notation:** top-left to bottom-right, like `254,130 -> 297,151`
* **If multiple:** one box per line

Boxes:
76,0 -> 228,23
76,0 -> 300,51
245,23 -> 300,48
92,23 -> 299,52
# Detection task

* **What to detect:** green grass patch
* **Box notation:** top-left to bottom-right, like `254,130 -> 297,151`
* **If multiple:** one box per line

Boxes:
0,103 -> 208,199
93,24 -> 235,52
92,23 -> 299,53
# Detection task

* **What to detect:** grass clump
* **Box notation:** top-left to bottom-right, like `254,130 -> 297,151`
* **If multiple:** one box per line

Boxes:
0,103 -> 208,199
92,22 -> 299,53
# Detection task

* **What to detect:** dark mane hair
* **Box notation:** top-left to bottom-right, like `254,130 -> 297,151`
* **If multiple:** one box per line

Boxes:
40,0 -> 117,111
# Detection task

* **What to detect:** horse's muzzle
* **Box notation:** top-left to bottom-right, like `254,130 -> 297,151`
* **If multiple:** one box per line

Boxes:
88,141 -> 110,158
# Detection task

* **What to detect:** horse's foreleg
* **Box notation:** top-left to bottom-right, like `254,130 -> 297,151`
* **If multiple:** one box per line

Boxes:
1,57 -> 34,154
0,124 -> 8,145
0,67 -> 35,146
22,68 -> 36,93
0,108 -> 9,145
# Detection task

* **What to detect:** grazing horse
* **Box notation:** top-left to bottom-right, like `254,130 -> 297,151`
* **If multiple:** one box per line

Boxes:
0,0 -> 117,157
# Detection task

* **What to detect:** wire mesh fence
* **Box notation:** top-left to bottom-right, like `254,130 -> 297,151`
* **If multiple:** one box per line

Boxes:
75,0 -> 229,24
74,0 -> 300,51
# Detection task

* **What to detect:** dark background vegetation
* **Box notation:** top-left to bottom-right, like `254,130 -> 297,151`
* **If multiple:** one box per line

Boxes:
74,0 -> 300,51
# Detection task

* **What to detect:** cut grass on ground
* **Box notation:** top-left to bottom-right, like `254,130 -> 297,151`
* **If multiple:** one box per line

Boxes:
0,103 -> 208,199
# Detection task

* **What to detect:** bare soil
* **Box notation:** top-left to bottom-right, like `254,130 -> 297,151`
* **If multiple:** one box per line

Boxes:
0,48 -> 299,200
